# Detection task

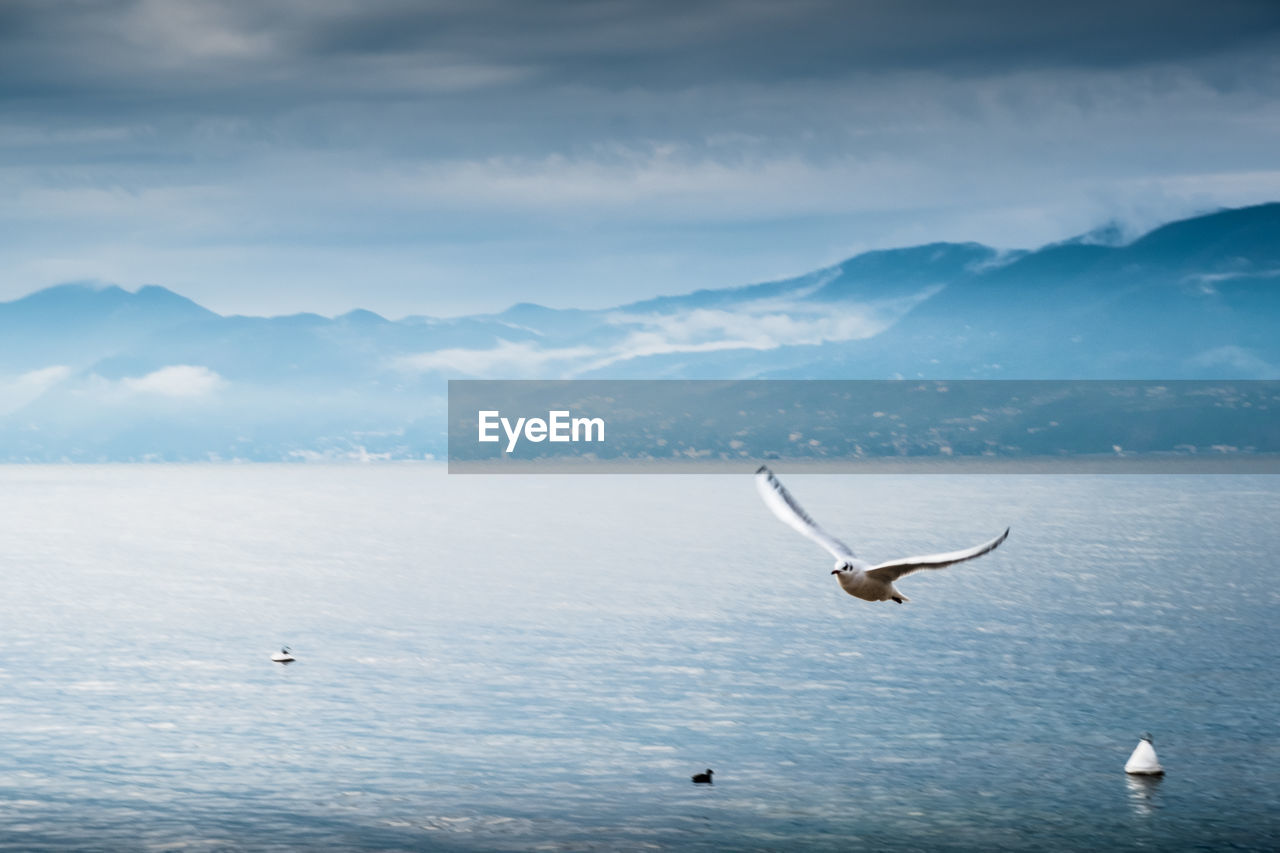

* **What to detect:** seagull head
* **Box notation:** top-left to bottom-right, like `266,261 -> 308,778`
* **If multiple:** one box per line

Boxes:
831,561 -> 851,575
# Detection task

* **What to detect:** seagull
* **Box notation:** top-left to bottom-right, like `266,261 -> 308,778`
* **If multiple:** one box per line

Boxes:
271,646 -> 295,664
754,466 -> 1009,604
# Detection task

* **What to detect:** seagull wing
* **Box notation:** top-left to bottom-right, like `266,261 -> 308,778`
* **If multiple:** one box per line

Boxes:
865,528 -> 1010,582
755,466 -> 859,564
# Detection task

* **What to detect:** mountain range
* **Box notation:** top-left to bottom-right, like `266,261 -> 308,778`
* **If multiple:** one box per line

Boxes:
1,202 -> 1278,461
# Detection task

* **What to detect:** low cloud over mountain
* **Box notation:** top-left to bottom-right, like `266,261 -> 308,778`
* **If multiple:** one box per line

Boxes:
1,203 -> 1277,460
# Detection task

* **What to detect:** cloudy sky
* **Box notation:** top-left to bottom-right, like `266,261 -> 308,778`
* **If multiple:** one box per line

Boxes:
1,0 -> 1278,317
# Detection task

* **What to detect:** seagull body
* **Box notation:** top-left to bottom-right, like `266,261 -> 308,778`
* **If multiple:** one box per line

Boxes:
754,466 -> 1009,603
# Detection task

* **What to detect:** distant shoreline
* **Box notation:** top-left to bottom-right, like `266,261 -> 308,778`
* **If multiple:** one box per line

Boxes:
3,454 -> 1278,474
448,453 -> 1280,475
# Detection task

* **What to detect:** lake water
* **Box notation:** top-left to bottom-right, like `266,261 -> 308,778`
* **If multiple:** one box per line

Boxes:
0,466 -> 1276,851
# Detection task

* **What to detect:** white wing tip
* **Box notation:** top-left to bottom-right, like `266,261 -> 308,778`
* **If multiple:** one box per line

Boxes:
985,527 -> 1011,553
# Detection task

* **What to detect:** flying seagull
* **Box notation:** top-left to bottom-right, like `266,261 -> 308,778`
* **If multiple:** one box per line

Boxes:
754,466 -> 1009,604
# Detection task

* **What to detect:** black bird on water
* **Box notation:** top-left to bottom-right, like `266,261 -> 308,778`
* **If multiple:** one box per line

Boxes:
691,769 -> 714,784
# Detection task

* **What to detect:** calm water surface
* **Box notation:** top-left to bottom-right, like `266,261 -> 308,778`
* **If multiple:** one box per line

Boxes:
0,466 -> 1276,851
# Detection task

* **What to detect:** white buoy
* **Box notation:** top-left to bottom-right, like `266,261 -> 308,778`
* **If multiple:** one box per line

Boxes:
1124,734 -> 1164,776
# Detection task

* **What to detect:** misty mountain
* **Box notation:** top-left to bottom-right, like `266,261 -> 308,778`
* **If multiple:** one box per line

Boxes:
1,203 -> 1277,461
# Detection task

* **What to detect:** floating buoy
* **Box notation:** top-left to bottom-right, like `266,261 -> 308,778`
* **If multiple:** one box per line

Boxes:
271,646 -> 295,664
1124,733 -> 1164,776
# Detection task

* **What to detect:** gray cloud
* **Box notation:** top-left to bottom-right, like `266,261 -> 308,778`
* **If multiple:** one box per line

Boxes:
3,0 -> 1279,106
0,1 -> 1277,315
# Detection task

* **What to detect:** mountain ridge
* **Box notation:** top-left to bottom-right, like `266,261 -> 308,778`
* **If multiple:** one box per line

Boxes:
1,202 -> 1277,460
5,203 -> 1275,326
